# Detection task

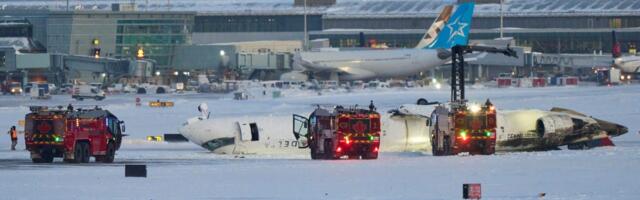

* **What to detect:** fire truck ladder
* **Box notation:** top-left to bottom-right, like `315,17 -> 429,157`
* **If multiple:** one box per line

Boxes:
450,45 -> 518,102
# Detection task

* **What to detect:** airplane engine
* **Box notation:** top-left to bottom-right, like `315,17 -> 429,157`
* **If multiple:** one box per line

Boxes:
535,115 -> 575,146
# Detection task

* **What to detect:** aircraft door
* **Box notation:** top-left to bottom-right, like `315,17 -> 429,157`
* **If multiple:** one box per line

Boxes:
292,114 -> 310,148
238,122 -> 260,141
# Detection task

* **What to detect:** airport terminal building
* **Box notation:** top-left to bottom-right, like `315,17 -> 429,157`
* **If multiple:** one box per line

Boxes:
1,0 -> 639,83
185,0 -> 640,54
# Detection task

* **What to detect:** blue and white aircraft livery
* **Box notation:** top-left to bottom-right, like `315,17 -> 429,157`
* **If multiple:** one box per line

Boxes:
283,2 -> 475,81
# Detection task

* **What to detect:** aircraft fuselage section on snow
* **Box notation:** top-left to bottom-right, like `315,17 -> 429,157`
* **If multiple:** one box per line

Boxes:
179,105 -> 627,155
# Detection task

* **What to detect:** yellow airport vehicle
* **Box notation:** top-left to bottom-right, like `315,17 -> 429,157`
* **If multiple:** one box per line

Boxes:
146,135 -> 163,142
149,101 -> 174,107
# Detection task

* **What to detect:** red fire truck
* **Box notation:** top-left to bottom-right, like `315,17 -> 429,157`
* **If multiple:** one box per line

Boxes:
293,105 -> 381,160
25,106 -> 125,163
430,100 -> 497,156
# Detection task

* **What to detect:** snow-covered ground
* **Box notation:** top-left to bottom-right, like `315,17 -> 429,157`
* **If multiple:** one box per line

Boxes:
0,85 -> 639,199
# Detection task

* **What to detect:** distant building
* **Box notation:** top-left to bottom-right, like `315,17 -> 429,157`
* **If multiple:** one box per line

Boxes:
45,11 -> 194,68
294,0 -> 336,7
1,0 -> 639,81
4,0 -> 639,54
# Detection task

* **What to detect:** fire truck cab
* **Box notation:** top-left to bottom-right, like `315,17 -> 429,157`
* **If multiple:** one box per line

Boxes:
25,106 -> 124,163
293,105 -> 381,160
430,100 -> 497,156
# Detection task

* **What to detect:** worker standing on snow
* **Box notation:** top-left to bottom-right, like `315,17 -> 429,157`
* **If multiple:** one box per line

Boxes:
8,126 -> 17,150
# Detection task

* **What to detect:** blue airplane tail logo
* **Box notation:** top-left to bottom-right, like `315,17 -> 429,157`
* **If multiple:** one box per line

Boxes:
425,2 -> 475,49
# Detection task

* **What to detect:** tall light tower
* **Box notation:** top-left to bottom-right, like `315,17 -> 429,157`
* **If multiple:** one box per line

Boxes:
500,0 -> 504,38
303,0 -> 309,51
303,0 -> 308,51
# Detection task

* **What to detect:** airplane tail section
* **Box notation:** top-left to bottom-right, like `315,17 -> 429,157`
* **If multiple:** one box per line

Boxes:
612,31 -> 622,58
424,2 -> 475,49
414,5 -> 453,49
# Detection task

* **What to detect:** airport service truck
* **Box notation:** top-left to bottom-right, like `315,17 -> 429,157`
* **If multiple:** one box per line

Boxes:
596,68 -> 621,85
72,85 -> 106,101
430,100 -> 497,156
293,105 -> 381,159
425,45 -> 512,156
25,106 -> 124,163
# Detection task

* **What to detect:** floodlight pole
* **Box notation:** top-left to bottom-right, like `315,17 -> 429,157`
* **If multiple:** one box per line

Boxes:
500,0 -> 504,38
303,0 -> 309,51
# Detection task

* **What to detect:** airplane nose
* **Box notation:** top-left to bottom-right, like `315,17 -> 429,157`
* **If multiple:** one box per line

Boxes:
616,125 -> 629,136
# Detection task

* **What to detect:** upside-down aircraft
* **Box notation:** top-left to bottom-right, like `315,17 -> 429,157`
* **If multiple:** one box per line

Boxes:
178,103 -> 627,155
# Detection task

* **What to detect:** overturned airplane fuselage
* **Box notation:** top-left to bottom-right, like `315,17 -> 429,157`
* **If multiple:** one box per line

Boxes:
179,105 -> 628,154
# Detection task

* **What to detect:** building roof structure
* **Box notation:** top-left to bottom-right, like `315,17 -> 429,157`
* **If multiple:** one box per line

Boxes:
2,0 -> 640,17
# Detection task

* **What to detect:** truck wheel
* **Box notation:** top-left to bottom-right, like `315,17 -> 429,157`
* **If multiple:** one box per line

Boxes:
431,137 -> 441,156
482,142 -> 495,155
32,154 -> 45,163
310,145 -> 319,160
417,98 -> 429,105
484,147 -> 495,155
443,136 -> 452,156
103,143 -> 115,163
81,143 -> 91,163
73,143 -> 84,163
324,140 -> 335,160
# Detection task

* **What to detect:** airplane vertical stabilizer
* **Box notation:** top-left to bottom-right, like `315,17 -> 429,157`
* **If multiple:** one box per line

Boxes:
612,31 -> 622,58
415,5 -> 453,49
426,2 -> 475,49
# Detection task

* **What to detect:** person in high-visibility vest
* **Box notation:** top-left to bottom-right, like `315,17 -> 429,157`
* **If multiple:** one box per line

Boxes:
8,126 -> 17,150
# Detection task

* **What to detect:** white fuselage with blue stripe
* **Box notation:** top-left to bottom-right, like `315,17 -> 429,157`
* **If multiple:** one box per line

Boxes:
291,2 -> 475,81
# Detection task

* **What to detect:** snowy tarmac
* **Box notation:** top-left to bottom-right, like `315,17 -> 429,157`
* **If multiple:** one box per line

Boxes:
0,85 -> 639,199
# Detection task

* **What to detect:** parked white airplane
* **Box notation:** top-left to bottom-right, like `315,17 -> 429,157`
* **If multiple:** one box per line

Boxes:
612,31 -> 640,76
281,2 -> 474,81
179,104 -> 627,155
